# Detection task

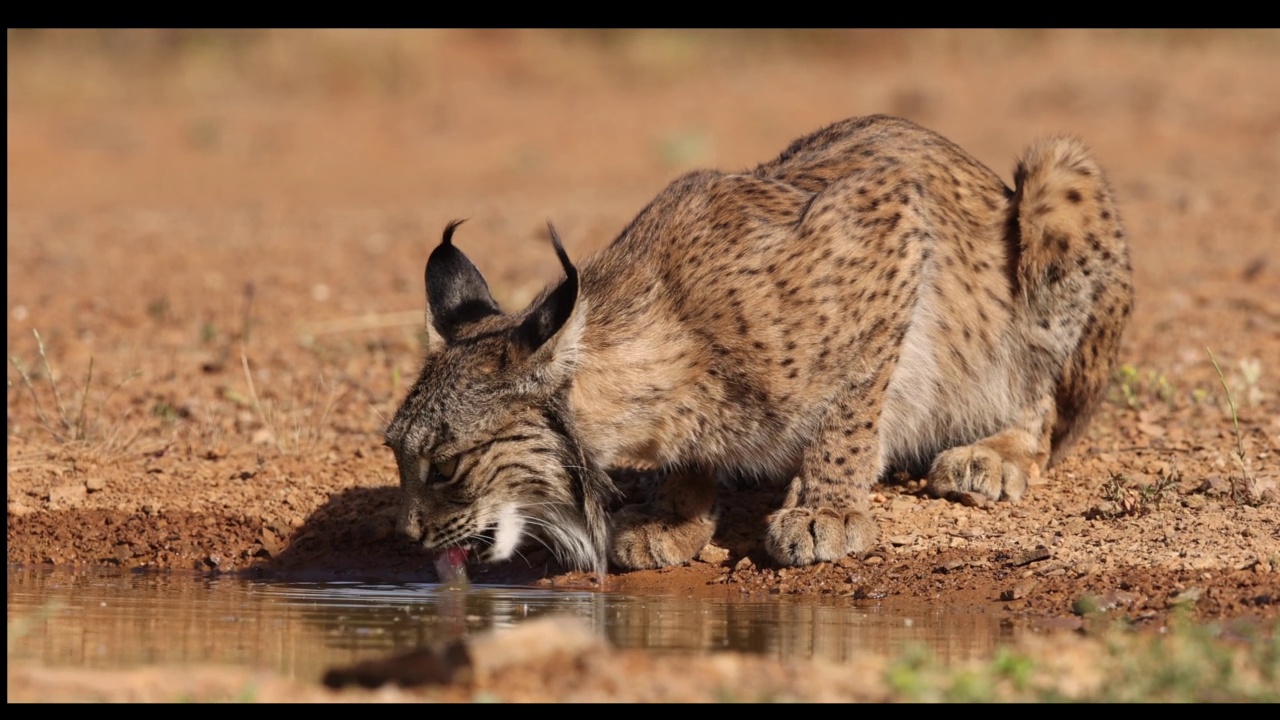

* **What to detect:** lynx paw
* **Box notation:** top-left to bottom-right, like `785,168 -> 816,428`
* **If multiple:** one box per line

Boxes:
765,507 -> 878,566
609,504 -> 715,570
928,444 -> 1029,503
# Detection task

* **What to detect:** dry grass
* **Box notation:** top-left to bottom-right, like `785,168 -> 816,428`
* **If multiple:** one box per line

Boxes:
8,329 -> 140,448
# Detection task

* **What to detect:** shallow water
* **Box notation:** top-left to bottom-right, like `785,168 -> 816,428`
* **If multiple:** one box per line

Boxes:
7,566 -> 1018,682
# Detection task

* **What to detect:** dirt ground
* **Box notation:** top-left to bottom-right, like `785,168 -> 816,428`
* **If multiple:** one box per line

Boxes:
7,30 -> 1280,701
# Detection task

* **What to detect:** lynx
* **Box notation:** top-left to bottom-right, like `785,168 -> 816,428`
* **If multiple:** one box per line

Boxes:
384,115 -> 1132,576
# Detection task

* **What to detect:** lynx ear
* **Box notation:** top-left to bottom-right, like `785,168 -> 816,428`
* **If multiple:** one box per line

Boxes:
424,219 -> 500,346
513,223 -> 585,374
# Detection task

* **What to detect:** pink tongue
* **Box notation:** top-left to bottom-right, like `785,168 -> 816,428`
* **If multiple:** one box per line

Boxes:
433,546 -> 470,586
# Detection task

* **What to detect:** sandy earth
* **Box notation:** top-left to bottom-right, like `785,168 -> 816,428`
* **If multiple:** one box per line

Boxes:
7,30 -> 1279,701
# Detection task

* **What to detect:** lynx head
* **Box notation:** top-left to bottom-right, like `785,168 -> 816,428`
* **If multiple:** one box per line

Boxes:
384,220 -> 615,576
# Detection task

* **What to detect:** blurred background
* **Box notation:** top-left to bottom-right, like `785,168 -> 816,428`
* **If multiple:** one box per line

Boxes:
11,29 -> 1277,211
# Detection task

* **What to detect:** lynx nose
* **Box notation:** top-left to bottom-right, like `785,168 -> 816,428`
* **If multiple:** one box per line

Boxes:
396,507 -> 423,542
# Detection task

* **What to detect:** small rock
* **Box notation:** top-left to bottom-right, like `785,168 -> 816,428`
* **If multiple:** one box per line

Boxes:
849,585 -> 888,600
1199,475 -> 1230,497
733,556 -> 755,572
887,534 -> 918,547
695,543 -> 730,565
1001,579 -> 1039,601
954,491 -> 988,508
259,527 -> 283,558
1136,421 -> 1166,438
143,503 -> 160,516
959,527 -> 986,538
1168,587 -> 1203,607
1182,495 -> 1207,510
8,501 -> 33,517
935,559 -> 965,573
1189,557 -> 1217,571
863,555 -> 884,565
1008,546 -> 1052,567
251,428 -> 276,445
1062,516 -> 1087,535
205,554 -> 222,568
48,483 -> 87,509
85,477 -> 106,492
1098,589 -> 1143,610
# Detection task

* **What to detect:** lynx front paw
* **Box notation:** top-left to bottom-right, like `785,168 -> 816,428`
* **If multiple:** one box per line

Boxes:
928,444 -> 1030,503
609,504 -> 716,570
765,507 -> 878,566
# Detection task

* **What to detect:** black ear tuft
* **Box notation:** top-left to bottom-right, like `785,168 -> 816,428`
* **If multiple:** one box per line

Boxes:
516,222 -> 580,353
426,219 -> 500,343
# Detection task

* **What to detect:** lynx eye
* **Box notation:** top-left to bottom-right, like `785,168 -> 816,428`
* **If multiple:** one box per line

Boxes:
431,456 -> 460,481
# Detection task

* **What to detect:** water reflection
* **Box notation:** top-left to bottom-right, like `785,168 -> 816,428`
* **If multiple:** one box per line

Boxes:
7,567 -> 1017,682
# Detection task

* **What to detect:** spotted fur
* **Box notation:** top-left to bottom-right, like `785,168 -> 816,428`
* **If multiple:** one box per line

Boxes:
385,115 -> 1132,574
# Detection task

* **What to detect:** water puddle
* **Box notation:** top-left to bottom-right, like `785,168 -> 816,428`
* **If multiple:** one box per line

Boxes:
8,566 -> 1019,682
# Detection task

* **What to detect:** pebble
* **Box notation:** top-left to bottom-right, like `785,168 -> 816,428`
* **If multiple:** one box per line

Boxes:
48,483 -> 87,509
259,527 -> 283,557
85,477 -> 106,492
1168,587 -> 1203,606
936,559 -> 965,573
696,543 -> 730,565
1062,516 -> 1087,535
1001,579 -> 1040,601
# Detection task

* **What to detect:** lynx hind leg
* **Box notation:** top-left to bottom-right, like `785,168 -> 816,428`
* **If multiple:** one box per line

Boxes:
928,397 -> 1055,503
609,467 -> 717,570
932,139 -> 1132,504
1013,136 -> 1133,461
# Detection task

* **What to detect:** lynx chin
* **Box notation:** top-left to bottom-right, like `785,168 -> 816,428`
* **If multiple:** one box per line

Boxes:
384,114 -> 1132,577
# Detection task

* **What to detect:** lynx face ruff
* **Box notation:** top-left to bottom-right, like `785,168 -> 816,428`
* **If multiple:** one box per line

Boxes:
384,115 -> 1132,576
